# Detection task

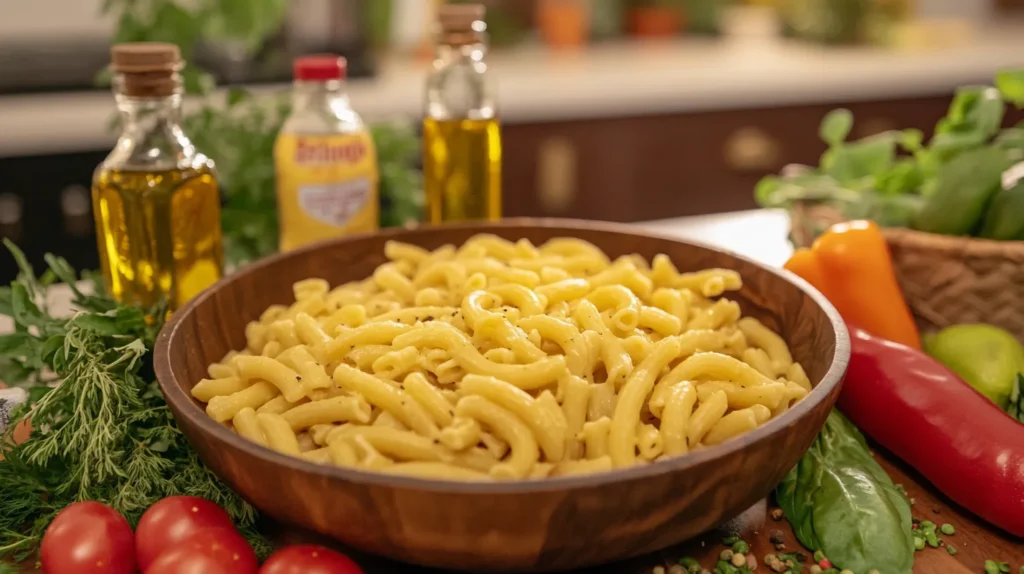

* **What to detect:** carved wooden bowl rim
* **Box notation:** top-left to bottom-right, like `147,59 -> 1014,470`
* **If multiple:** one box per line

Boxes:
154,217 -> 850,495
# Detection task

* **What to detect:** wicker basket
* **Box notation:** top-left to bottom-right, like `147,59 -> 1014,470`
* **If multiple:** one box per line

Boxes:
788,201 -> 1024,341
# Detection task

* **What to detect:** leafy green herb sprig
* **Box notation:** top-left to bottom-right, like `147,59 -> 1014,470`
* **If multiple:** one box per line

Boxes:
756,69 -> 1024,233
775,411 -> 915,574
0,241 -> 269,562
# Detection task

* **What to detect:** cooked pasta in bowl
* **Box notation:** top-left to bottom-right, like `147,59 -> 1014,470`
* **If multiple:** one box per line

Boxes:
194,235 -> 813,481
154,220 -> 848,571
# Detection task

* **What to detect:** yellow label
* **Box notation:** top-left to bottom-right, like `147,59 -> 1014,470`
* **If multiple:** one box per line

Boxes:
274,131 -> 379,252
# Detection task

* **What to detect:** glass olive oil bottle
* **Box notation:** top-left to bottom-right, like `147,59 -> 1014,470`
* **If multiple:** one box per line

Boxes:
92,43 -> 223,310
423,3 -> 502,223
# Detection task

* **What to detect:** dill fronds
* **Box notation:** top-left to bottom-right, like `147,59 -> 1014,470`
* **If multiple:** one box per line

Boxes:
0,241 -> 269,562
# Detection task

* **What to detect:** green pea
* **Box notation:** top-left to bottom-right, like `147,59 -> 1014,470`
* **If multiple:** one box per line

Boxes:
940,523 -> 955,535
945,544 -> 957,555
732,540 -> 749,554
913,537 -> 925,551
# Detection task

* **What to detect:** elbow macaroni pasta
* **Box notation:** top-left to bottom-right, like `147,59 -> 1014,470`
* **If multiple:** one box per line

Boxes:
195,235 -> 810,481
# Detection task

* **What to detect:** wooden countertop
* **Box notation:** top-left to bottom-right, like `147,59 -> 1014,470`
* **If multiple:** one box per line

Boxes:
4,210 -> 1022,572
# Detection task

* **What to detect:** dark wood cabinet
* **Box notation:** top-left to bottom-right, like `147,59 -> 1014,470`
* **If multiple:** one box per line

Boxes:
503,94 -> 1022,222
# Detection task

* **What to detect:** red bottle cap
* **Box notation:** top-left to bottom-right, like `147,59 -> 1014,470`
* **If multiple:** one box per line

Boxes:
293,55 -> 347,81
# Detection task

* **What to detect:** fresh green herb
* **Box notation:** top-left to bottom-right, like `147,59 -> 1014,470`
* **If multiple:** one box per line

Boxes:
722,535 -> 740,545
984,560 -> 1012,574
100,0 -> 288,95
0,242 -> 270,562
1007,373 -> 1024,423
775,412 -> 914,574
679,557 -> 701,572
775,552 -> 805,574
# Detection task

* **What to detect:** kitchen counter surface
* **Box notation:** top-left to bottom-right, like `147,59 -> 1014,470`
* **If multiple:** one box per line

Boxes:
2,22 -> 1024,157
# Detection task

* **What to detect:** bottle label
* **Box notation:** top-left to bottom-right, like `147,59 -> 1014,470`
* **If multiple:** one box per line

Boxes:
274,131 -> 379,251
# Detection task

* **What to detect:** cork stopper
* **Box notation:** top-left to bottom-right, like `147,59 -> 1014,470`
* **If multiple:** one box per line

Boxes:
438,3 -> 486,46
110,42 -> 183,97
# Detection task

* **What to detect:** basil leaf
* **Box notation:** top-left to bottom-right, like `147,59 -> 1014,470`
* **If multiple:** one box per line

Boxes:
776,411 -> 914,574
11,284 -> 45,328
996,69 -> 1024,108
820,108 -> 853,147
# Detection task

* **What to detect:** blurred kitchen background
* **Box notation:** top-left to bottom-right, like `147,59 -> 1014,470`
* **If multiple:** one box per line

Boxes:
2,0 -> 1024,283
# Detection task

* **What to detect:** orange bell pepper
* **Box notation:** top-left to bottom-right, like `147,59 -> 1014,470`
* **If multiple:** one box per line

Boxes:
784,220 -> 921,349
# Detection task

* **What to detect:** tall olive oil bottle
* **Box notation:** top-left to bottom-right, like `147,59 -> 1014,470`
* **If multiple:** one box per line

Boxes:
423,3 -> 502,223
92,43 -> 223,310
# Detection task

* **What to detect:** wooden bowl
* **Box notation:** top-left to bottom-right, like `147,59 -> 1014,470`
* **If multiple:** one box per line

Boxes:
154,219 -> 849,573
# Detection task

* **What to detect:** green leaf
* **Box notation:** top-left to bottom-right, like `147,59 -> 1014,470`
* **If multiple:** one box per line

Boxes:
10,284 -> 44,328
937,86 -> 1005,141
996,69 -> 1024,108
819,108 -> 853,147
39,335 -> 65,365
0,287 -> 12,317
1007,373 -> 1024,422
69,312 -> 122,336
182,67 -> 215,97
776,411 -> 914,574
875,159 -> 924,196
753,176 -> 783,207
226,87 -> 250,108
900,128 -> 924,152
821,131 -> 898,185
0,333 -> 32,355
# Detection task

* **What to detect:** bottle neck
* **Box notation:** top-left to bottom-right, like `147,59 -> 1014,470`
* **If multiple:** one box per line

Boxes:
105,86 -> 200,172
292,79 -> 349,111
116,94 -> 184,133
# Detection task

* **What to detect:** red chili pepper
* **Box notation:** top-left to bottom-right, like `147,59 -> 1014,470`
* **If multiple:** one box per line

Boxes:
838,325 -> 1024,537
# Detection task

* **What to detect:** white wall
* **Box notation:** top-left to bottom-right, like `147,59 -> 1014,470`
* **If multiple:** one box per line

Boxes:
0,0 -> 114,42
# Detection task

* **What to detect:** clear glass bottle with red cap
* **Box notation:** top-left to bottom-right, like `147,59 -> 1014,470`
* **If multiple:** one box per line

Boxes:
274,54 -> 379,252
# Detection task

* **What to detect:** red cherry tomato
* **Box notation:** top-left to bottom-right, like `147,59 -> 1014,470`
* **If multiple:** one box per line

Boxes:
135,496 -> 236,571
40,501 -> 136,574
145,527 -> 258,574
259,545 -> 364,574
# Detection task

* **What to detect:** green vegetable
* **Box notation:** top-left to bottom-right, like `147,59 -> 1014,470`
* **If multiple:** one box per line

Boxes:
939,523 -> 955,535
0,241 -> 269,562
923,323 -> 1024,409
1009,373 -> 1024,423
945,544 -> 957,555
775,411 -> 914,574
984,560 -> 1012,574
754,70 -> 1024,241
979,170 -> 1024,240
732,540 -> 749,554
679,557 -> 701,572
996,69 -> 1024,108
911,147 -> 1013,235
